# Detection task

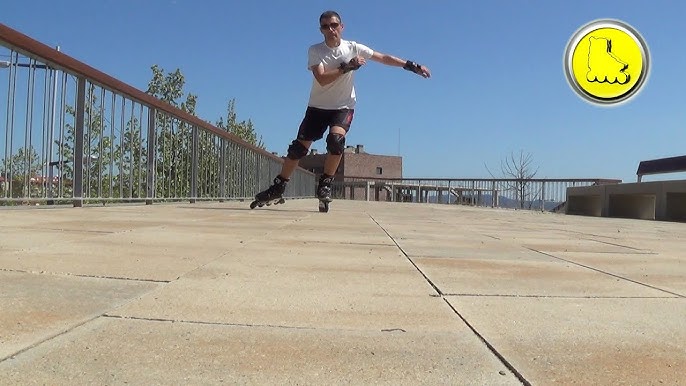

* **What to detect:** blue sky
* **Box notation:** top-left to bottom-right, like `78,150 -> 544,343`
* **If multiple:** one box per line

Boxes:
2,0 -> 685,182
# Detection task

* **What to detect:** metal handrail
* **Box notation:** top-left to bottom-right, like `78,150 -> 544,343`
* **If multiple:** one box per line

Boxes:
1,23 -> 315,206
0,23 -> 283,163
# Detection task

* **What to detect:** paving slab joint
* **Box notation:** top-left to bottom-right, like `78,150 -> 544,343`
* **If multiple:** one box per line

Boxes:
442,298 -> 531,386
367,214 -> 444,296
529,248 -> 686,298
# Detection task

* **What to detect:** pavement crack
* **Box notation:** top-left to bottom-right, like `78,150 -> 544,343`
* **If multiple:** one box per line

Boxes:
14,227 -> 115,234
103,314 -> 318,331
442,298 -> 531,386
292,240 -> 393,247
381,328 -> 406,333
367,214 -> 443,296
69,273 -> 170,283
583,238 -> 648,252
0,314 -> 101,364
529,248 -> 686,298
0,269 -> 169,283
442,293 -> 681,299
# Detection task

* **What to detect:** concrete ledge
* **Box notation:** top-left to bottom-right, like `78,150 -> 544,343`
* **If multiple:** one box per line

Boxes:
609,194 -> 656,220
566,180 -> 686,221
666,192 -> 686,221
566,185 -> 603,217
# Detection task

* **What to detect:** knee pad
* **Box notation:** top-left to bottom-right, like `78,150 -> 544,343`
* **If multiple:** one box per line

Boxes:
286,140 -> 308,160
326,133 -> 346,155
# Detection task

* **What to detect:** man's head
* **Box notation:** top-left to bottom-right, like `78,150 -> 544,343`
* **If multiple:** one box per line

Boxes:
319,10 -> 341,24
319,10 -> 343,46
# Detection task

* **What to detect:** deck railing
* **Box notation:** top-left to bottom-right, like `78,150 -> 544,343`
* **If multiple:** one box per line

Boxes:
334,177 -> 622,211
0,24 -> 315,206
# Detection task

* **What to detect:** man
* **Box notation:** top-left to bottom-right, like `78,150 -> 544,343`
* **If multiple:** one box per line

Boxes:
252,10 -> 431,207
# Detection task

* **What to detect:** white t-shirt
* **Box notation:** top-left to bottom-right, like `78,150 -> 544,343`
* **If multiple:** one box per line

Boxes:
307,39 -> 375,110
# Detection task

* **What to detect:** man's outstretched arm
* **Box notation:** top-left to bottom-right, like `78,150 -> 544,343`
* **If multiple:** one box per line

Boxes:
370,52 -> 431,78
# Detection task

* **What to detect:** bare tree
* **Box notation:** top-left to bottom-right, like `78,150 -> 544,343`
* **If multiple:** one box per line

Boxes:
486,150 -> 539,209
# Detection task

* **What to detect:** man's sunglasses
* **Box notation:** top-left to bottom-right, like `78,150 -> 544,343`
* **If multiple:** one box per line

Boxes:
320,22 -> 340,30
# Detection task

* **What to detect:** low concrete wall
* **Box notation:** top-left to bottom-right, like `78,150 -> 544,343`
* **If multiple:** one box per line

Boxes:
566,185 -> 604,217
566,180 -> 686,222
666,192 -> 686,221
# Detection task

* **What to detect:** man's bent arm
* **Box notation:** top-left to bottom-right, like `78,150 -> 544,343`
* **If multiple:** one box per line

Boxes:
311,64 -> 344,86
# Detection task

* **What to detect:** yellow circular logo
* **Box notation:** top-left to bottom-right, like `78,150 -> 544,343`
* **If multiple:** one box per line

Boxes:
564,19 -> 650,105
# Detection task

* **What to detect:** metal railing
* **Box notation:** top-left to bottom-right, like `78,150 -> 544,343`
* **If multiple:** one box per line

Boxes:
334,177 -> 622,212
0,24 -> 315,206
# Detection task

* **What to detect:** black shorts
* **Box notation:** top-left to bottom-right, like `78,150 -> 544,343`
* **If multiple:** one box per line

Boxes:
297,106 -> 355,141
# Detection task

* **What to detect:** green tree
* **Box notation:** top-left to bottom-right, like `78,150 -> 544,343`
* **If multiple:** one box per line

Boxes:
146,65 -> 203,199
216,98 -> 265,149
83,85 -> 120,198
57,84 -> 120,200
215,99 -> 267,198
2,146 -> 41,177
0,146 -> 42,199
145,66 -> 266,199
117,111 -> 146,199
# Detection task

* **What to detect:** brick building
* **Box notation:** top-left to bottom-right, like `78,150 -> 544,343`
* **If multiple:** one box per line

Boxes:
297,144 -> 402,200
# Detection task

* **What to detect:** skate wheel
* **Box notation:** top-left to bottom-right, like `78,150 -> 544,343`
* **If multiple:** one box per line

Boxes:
250,201 -> 258,209
278,198 -> 285,205
318,200 -> 329,213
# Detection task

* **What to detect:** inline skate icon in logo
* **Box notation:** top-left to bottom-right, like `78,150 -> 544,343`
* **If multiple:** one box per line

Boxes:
585,36 -> 630,85
564,19 -> 650,105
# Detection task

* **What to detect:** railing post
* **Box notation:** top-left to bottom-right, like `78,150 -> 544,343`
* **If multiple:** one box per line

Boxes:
541,181 -> 546,212
72,77 -> 86,207
417,180 -> 421,203
439,181 -> 443,204
190,125 -> 198,203
447,180 -> 452,204
471,180 -> 476,206
145,108 -> 156,205
46,57 -> 59,205
365,181 -> 370,201
219,138 -> 226,202
240,147 -> 246,198
491,180 -> 497,207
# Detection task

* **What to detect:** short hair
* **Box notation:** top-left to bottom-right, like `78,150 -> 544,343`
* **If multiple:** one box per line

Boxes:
319,10 -> 341,23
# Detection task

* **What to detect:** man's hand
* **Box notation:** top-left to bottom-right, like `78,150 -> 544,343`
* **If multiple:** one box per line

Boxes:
403,60 -> 431,78
339,56 -> 366,73
416,64 -> 431,78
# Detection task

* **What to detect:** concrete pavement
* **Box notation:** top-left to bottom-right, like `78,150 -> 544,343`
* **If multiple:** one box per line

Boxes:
0,199 -> 684,385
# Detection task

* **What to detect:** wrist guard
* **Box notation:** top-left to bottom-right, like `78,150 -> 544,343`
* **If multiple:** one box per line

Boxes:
403,60 -> 422,75
339,57 -> 362,73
